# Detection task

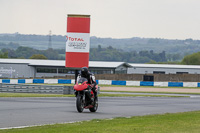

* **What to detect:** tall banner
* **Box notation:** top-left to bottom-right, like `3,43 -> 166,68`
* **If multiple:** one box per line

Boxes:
65,14 -> 90,68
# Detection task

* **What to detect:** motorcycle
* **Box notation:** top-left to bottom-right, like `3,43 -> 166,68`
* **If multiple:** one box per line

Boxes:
73,77 -> 98,113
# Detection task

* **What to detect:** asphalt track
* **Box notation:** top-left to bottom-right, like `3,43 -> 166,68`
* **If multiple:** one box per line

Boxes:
1,96 -> 200,129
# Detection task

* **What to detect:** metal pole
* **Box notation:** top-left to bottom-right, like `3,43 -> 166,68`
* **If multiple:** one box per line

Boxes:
75,69 -> 79,84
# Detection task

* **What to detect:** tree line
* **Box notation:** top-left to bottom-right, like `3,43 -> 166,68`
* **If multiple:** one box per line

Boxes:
90,45 -> 170,63
0,45 -> 183,63
1,33 -> 200,56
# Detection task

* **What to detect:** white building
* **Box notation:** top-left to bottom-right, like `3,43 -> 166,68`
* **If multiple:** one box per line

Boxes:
128,63 -> 200,74
0,58 -> 130,78
1,58 -> 200,78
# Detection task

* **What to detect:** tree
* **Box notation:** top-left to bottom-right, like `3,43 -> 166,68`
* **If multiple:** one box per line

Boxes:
29,54 -> 48,59
148,60 -> 157,64
181,52 -> 200,65
0,51 -> 8,58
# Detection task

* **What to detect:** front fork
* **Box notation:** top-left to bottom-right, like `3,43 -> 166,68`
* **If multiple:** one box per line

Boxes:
76,91 -> 85,105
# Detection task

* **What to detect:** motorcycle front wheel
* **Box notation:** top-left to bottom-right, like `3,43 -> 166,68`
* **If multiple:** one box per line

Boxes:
76,95 -> 84,113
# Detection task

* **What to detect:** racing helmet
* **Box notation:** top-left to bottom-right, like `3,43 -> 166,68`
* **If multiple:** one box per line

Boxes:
81,67 -> 88,77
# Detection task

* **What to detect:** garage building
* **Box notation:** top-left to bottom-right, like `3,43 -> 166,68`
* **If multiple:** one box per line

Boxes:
1,58 -> 200,79
0,58 -> 130,78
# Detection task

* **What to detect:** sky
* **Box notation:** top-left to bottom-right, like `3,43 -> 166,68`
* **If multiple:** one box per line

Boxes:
0,0 -> 200,39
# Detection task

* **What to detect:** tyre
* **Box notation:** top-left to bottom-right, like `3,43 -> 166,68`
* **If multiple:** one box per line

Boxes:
76,95 -> 84,113
89,97 -> 98,112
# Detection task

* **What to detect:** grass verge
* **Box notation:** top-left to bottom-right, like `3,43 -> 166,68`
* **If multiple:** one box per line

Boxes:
1,111 -> 200,133
0,93 -> 188,98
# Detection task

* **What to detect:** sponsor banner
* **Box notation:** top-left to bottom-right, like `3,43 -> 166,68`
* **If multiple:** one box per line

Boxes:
112,80 -> 126,85
67,16 -> 90,33
65,14 -> 90,68
33,79 -> 44,84
71,79 -> 75,84
66,33 -> 90,53
44,79 -> 58,84
140,81 -> 154,86
198,83 -> 200,87
1,79 -> 200,88
168,82 -> 183,87
10,79 -> 18,84
2,79 -> 10,83
183,82 -> 197,87
18,79 -> 25,84
154,82 -> 168,87
58,79 -> 71,84
65,52 -> 89,68
25,79 -> 33,83
126,81 -> 140,86
98,80 -> 112,85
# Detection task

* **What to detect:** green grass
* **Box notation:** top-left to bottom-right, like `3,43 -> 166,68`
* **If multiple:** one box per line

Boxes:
1,111 -> 200,133
0,93 -> 188,98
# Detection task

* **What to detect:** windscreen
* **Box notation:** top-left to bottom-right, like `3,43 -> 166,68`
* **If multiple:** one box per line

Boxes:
77,77 -> 88,84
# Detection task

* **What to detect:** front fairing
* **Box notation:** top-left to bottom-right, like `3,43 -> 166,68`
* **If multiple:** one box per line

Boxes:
74,81 -> 89,91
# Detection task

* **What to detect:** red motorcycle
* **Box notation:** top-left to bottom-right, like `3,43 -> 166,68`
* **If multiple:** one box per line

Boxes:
74,77 -> 98,113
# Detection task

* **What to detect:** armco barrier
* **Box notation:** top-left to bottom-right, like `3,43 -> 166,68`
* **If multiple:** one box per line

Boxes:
0,79 -> 200,87
0,84 -> 74,94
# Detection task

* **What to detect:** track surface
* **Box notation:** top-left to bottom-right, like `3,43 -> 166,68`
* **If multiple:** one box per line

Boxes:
1,96 -> 200,129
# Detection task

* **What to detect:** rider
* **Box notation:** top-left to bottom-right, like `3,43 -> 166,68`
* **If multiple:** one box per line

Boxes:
77,67 -> 97,96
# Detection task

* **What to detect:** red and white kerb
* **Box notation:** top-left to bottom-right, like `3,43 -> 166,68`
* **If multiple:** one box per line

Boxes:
65,14 -> 90,68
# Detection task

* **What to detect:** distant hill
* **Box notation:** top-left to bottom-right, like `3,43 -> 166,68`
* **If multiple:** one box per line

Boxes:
0,33 -> 200,56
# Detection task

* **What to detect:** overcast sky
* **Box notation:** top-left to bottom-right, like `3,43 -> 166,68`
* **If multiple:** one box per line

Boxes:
0,0 -> 199,39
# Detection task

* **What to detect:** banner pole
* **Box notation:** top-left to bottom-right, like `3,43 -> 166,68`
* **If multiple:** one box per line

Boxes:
75,69 -> 79,84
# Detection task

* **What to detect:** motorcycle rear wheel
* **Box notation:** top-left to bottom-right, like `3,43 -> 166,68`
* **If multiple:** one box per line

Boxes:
89,97 -> 98,112
76,95 -> 84,113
